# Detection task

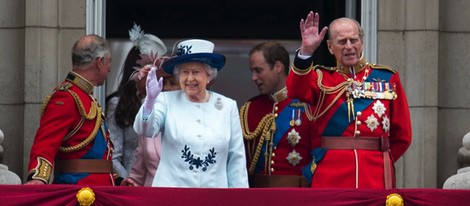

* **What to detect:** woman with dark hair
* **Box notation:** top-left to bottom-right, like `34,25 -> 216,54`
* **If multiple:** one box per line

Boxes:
106,24 -> 168,178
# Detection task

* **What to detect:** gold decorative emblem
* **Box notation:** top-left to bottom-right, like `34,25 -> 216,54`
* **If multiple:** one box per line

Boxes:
385,193 -> 404,206
290,102 -> 306,108
365,114 -> 379,131
310,161 -> 317,174
286,149 -> 303,166
287,129 -> 301,147
382,116 -> 390,132
76,187 -> 95,206
372,100 -> 386,117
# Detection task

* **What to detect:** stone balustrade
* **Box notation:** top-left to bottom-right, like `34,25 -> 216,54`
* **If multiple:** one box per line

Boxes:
443,131 -> 470,189
0,129 -> 22,184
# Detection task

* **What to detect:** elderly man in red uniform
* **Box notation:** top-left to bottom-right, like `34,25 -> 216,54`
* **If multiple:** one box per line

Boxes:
25,34 -> 118,185
240,41 -> 319,187
286,12 -> 412,189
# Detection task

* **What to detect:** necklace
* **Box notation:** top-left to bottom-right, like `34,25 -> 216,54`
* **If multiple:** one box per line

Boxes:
186,90 -> 210,103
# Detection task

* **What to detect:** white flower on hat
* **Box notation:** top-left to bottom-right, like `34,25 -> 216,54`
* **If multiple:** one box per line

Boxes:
128,23 -> 170,82
129,23 -> 167,57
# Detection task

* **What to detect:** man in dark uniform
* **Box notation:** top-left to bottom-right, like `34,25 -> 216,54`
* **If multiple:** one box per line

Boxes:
240,41 -> 320,187
26,34 -> 119,185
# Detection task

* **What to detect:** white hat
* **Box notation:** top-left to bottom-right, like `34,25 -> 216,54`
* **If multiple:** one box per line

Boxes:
162,39 -> 225,74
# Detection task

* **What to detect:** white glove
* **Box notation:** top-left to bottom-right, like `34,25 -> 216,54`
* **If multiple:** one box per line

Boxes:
143,66 -> 163,116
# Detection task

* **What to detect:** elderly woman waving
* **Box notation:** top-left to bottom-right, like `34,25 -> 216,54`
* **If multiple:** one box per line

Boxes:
133,39 -> 248,188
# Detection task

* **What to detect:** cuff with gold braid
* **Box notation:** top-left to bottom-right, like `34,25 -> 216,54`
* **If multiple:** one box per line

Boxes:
291,49 -> 314,75
28,157 -> 53,184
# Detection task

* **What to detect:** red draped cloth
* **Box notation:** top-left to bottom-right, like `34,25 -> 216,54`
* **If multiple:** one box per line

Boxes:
0,185 -> 468,206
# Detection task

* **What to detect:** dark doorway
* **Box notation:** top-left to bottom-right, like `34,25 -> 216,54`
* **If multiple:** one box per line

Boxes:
106,0 -> 359,66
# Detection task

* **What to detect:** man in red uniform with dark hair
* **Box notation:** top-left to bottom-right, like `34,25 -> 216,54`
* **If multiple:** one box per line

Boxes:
240,41 -> 319,187
286,12 -> 412,189
26,34 -> 119,185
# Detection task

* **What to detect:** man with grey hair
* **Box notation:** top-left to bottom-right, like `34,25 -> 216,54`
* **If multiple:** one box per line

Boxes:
25,34 -> 119,185
287,12 -> 412,189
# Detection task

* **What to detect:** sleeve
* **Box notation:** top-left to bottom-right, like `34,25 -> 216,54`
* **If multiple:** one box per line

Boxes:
127,135 -> 146,186
226,100 -> 249,188
388,72 -> 412,161
134,93 -> 166,138
106,97 -> 128,178
286,50 -> 317,105
27,90 -> 79,183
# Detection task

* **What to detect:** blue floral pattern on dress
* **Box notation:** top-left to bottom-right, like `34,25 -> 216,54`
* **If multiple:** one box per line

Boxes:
181,145 -> 217,171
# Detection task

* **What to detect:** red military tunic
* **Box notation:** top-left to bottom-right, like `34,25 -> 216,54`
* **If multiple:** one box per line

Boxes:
27,72 -> 115,185
287,56 -> 412,189
240,87 -> 319,187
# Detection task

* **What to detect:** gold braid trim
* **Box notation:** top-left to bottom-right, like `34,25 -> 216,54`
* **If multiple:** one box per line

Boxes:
291,62 -> 314,75
40,94 -> 53,116
30,157 -> 53,183
40,83 -> 101,153
240,102 -> 275,140
240,101 -> 276,174
304,104 -> 315,122
59,90 -> 101,153
67,90 -> 97,120
63,118 -> 85,142
306,69 -> 351,121
40,83 -> 73,116
59,105 -> 102,153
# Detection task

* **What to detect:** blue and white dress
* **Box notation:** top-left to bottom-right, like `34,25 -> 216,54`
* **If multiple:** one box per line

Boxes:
134,90 -> 248,188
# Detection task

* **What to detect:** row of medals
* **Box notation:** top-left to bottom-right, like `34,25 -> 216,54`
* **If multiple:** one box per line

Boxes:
286,109 -> 302,167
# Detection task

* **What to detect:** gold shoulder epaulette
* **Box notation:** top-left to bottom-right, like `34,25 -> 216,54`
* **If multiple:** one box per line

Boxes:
40,83 -> 73,115
370,64 -> 396,74
314,65 -> 335,72
57,82 -> 73,91
40,83 -> 68,115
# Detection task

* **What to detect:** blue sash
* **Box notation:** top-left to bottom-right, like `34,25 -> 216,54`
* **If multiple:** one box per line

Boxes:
255,99 -> 305,173
54,122 -> 108,184
322,69 -> 393,136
